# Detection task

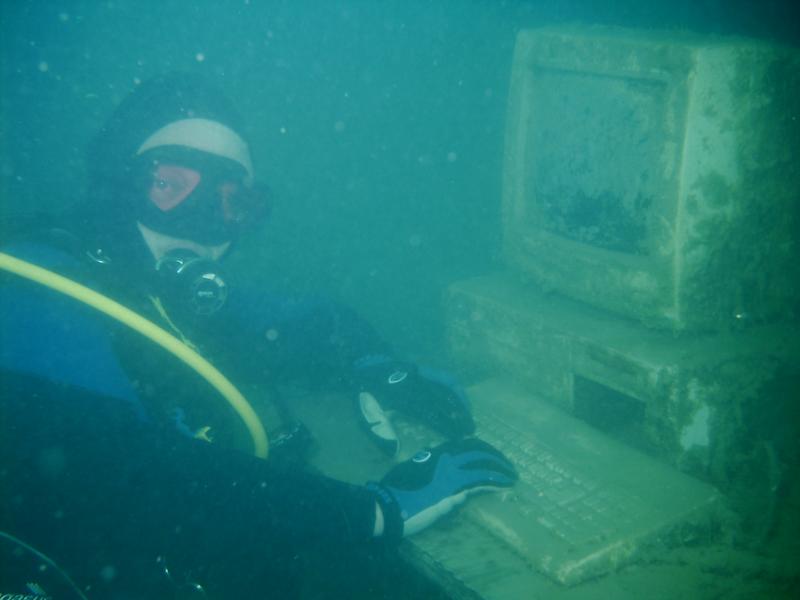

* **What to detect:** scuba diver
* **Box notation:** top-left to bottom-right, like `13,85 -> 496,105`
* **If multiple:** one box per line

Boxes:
0,73 -> 516,598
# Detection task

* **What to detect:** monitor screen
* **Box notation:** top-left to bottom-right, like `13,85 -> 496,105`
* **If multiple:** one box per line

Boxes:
529,67 -> 669,255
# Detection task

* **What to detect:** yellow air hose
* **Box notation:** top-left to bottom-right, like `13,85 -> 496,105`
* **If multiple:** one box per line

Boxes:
0,251 -> 269,459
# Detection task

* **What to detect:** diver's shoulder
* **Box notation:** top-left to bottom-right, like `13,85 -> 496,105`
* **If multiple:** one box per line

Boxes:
0,234 -> 84,272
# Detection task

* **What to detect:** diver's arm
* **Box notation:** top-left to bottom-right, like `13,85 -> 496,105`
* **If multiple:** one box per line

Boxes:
1,370 -> 385,588
212,286 -> 393,385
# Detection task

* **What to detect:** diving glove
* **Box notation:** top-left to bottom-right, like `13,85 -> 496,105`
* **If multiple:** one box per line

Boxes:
368,438 -> 517,539
353,355 -> 475,456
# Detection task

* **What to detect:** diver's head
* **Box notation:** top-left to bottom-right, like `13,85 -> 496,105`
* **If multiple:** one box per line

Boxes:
85,72 -> 268,263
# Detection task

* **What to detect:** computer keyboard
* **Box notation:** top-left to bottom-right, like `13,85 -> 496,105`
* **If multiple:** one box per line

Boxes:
405,379 -> 722,593
475,407 -> 640,547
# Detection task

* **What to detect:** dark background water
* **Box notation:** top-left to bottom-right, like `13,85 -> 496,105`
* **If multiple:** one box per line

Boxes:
2,0 -> 798,357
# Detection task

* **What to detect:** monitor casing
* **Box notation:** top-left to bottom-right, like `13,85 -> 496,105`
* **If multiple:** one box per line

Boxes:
502,28 -> 800,332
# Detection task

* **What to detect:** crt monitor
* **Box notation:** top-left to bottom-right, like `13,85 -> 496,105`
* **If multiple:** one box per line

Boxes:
501,27 -> 800,332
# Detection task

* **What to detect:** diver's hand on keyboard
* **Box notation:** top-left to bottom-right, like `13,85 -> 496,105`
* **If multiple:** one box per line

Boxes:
368,438 -> 517,538
353,355 -> 475,457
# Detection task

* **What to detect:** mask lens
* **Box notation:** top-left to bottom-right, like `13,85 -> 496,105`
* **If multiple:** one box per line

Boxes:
149,165 -> 201,211
219,181 -> 270,230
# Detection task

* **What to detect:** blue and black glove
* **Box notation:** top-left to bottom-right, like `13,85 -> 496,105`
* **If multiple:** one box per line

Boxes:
353,355 -> 475,456
368,437 -> 517,539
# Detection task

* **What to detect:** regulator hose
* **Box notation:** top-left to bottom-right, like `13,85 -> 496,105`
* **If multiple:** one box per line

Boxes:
0,251 -> 269,459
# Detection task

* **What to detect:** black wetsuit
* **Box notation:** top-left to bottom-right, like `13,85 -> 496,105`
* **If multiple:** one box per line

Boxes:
0,239 -> 395,598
